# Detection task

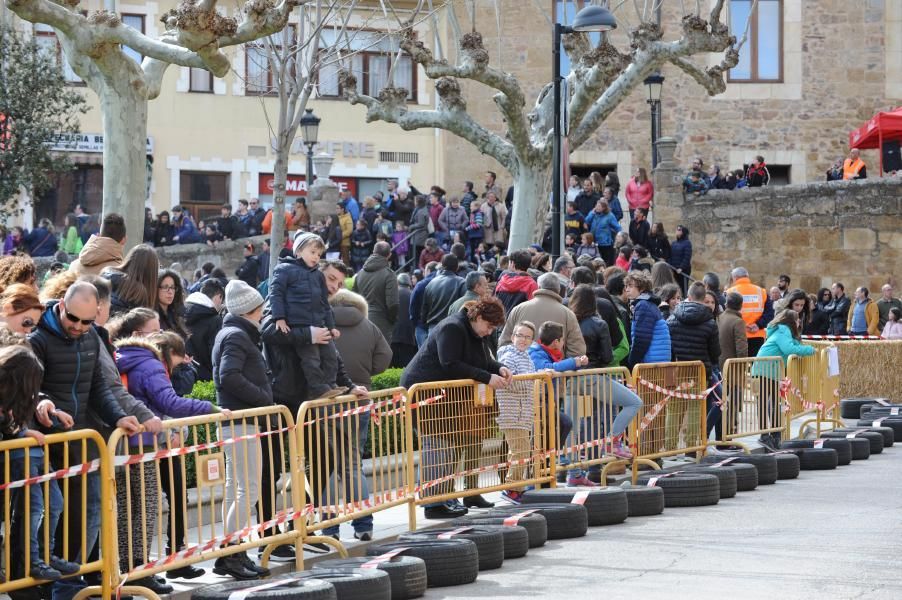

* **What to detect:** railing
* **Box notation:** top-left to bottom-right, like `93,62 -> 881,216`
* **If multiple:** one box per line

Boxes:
719,357 -> 785,443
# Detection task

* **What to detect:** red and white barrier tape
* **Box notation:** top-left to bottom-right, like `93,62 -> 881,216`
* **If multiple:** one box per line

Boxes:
0,458 -> 100,493
801,335 -> 881,340
361,547 -> 409,568
779,377 -> 822,412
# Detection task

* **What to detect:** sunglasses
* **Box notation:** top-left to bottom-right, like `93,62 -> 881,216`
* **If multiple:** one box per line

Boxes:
20,318 -> 37,331
63,310 -> 95,326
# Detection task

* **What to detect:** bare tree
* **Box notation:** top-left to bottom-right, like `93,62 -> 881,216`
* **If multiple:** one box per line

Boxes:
341,0 -> 754,250
4,0 -> 302,249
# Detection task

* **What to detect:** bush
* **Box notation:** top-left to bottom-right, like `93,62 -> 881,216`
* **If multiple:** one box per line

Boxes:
183,380 -> 218,488
371,368 -> 403,391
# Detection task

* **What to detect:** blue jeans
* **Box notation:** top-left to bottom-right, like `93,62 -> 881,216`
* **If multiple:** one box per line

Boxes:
12,459 -> 64,565
323,412 -> 373,536
52,471 -> 100,600
415,325 -> 429,348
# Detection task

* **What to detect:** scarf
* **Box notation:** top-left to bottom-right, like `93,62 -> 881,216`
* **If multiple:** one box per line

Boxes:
538,342 -> 563,363
490,203 -> 499,232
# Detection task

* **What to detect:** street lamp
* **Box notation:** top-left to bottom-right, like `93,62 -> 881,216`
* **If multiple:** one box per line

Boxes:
552,5 -> 616,260
644,72 -> 664,169
299,108 -> 321,194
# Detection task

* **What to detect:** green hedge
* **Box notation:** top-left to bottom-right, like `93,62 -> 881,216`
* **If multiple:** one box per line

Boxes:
182,380 -> 218,488
370,368 -> 403,391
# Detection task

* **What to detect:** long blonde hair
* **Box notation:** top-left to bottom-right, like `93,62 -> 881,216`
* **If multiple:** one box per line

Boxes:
769,308 -> 801,340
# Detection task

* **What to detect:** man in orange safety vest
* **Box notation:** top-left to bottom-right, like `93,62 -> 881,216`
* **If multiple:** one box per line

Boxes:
726,267 -> 775,357
843,148 -> 867,180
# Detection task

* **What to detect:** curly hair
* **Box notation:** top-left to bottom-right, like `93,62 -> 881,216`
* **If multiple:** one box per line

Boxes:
463,296 -> 506,327
0,256 -> 36,292
39,270 -> 78,302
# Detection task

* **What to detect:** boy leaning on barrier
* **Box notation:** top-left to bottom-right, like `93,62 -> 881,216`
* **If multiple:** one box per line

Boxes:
527,321 -> 593,488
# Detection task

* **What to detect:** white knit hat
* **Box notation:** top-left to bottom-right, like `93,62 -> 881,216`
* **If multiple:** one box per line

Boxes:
224,280 -> 264,316
293,231 -> 322,255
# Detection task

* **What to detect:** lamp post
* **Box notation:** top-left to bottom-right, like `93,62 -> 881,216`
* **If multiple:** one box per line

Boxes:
552,5 -> 617,260
644,73 -> 664,169
299,108 -> 321,195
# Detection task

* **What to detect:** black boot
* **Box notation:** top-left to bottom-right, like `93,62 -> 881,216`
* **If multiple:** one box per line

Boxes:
463,495 -> 495,509
213,553 -> 259,581
166,547 -> 205,579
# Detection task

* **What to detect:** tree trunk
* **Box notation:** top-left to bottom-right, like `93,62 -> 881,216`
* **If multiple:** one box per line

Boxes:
269,143 -> 290,279
99,77 -> 149,252
506,162 -> 550,252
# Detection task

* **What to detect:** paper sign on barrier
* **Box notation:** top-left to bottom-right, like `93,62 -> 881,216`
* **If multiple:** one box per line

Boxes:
813,439 -> 825,448
826,347 -> 840,377
503,509 -> 539,526
361,547 -> 409,568
197,453 -> 224,486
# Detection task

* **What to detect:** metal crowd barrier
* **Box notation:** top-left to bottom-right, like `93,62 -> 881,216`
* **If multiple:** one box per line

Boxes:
296,387 -> 416,546
629,361 -> 708,482
408,375 -> 556,512
793,345 -> 843,436
784,352 -> 822,422
107,406 -> 304,598
552,367 -> 634,481
719,357 -> 786,444
0,429 -> 114,599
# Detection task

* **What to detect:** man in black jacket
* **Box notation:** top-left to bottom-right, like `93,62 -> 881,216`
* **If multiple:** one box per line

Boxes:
665,282 -> 721,451
28,282 -> 140,599
826,282 -> 852,335
217,203 -> 245,240
421,255 -> 465,332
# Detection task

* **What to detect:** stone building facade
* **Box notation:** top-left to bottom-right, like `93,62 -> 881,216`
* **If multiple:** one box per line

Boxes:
436,0 -> 901,192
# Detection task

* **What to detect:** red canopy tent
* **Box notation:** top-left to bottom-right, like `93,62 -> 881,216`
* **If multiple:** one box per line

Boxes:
848,106 -> 902,174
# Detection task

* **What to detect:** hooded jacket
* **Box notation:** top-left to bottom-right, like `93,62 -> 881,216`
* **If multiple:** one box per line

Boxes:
27,301 -> 126,430
185,292 -> 223,380
498,289 -> 587,357
628,293 -> 671,367
69,235 -> 123,276
668,230 -> 693,274
494,271 -> 538,315
666,301 -> 721,376
115,338 -> 217,444
270,255 -> 334,328
750,324 -> 815,380
330,289 -> 392,387
352,254 -> 399,343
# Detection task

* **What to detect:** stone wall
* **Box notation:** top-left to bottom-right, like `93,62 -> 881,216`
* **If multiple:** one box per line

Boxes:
653,175 -> 902,293
155,235 -> 269,282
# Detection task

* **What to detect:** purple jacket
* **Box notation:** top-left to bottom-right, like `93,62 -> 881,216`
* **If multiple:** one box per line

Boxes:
115,341 -> 216,445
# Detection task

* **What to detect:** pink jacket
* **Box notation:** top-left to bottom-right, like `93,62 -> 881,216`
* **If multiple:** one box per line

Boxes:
625,178 -> 654,211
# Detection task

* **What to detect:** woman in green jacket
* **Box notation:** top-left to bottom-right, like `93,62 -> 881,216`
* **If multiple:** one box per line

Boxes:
61,213 -> 83,255
750,309 -> 816,447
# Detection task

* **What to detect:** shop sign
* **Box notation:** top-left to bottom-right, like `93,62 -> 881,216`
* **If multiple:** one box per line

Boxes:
49,132 -> 154,154
259,173 -> 357,198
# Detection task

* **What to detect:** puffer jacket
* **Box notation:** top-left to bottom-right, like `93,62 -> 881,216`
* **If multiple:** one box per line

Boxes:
494,271 -> 538,315
175,214 -> 202,244
666,301 -> 721,376
438,205 -> 469,233
184,292 -> 223,381
69,235 -> 122,275
28,302 -> 126,430
352,254 -> 399,344
668,236 -> 693,275
579,315 -> 614,369
329,289 -> 392,387
115,339 -> 218,445
496,344 -> 536,430
212,313 -> 273,411
750,324 -> 815,380
421,270 -> 466,328
585,210 -> 621,247
628,293 -> 671,367
269,256 -> 334,328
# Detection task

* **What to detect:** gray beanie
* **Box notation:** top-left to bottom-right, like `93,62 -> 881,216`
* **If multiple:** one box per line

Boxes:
293,231 -> 322,255
225,280 -> 264,316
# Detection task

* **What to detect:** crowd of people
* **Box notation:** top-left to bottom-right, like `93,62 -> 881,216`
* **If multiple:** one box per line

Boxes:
0,166 -> 900,597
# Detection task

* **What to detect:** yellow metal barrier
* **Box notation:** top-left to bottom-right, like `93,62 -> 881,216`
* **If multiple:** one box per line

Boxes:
630,361 -> 708,482
719,357 -> 785,443
107,406 -> 304,597
784,352 -> 821,421
0,429 -> 114,599
552,367 -> 634,480
793,345 -> 843,436
296,388 -> 415,552
408,374 -> 556,512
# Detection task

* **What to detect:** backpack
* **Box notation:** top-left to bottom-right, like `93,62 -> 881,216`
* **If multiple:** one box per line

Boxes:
612,318 -> 630,367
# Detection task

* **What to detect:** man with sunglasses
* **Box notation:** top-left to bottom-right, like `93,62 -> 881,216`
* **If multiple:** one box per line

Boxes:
28,281 -> 141,600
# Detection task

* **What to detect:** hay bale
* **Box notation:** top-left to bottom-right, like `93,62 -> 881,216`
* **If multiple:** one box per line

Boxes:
810,341 -> 902,404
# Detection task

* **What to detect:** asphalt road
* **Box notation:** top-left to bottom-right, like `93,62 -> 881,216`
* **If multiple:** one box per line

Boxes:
426,448 -> 902,600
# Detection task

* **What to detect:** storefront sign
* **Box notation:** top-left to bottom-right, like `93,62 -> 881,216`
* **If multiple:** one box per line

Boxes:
272,137 -> 375,159
49,132 -> 154,154
259,173 -> 357,198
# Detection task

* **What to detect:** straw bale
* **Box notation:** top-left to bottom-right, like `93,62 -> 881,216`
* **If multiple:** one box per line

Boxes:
812,341 -> 902,404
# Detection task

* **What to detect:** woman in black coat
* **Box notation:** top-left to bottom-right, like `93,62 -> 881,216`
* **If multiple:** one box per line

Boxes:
401,297 -> 511,519
570,285 -> 613,368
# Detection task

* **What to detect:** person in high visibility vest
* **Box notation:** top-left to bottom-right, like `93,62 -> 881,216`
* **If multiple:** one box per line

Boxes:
725,266 -> 774,357
843,148 -> 867,180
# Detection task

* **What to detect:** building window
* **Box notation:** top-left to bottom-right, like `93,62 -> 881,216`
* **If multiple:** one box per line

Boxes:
729,0 -> 783,82
317,29 -> 416,101
189,67 -> 214,93
33,24 -> 83,84
180,171 -> 230,222
553,1 -> 601,76
766,164 -> 791,185
244,26 -> 296,95
120,14 -> 145,64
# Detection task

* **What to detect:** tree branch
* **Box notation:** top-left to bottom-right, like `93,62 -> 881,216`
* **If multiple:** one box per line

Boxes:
342,71 -> 517,170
